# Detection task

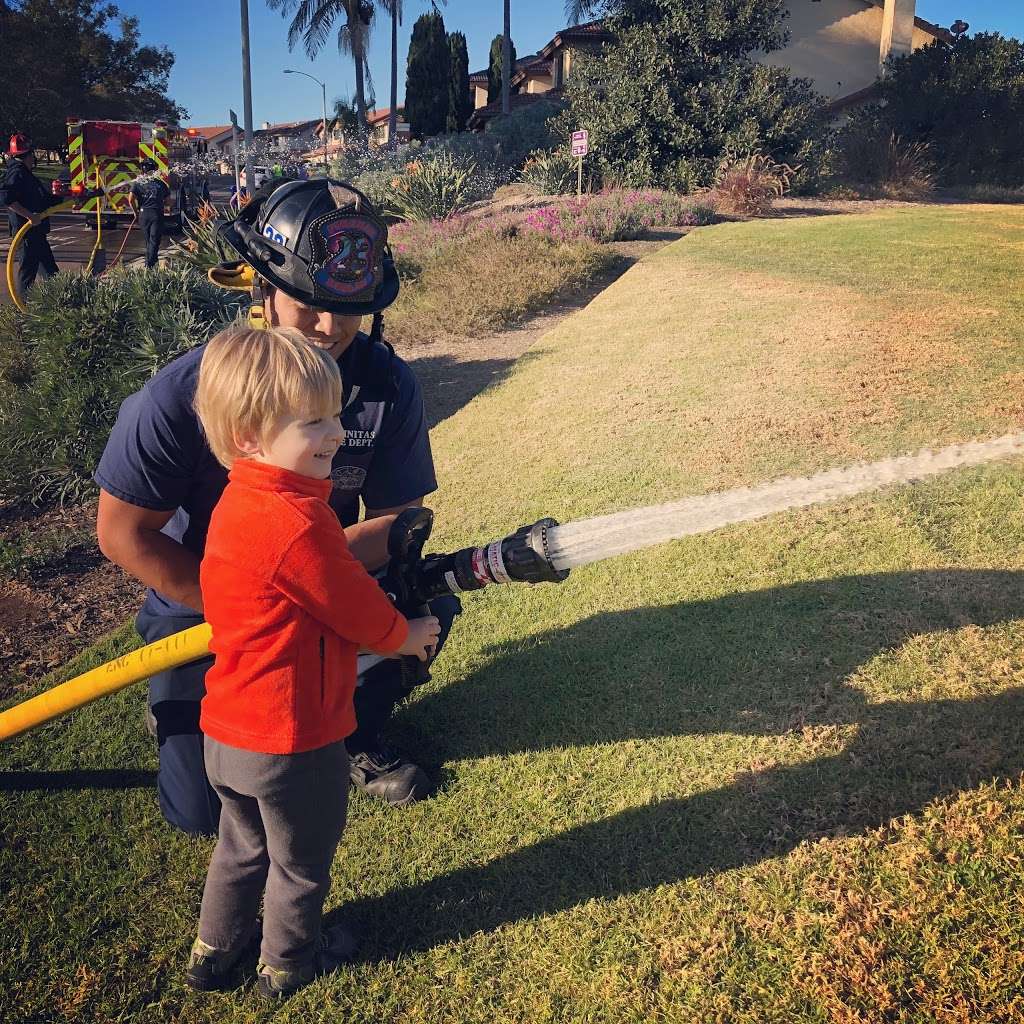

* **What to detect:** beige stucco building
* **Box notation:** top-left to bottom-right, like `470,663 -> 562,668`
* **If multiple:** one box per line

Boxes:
757,0 -> 949,109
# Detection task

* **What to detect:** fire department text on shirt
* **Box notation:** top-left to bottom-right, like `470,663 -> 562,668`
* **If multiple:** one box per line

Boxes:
344,430 -> 376,448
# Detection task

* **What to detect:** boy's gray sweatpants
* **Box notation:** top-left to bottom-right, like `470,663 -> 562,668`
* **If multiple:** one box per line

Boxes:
199,736 -> 349,970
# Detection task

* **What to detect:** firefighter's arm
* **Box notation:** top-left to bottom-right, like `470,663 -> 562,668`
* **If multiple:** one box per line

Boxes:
96,489 -> 204,614
344,514 -> 398,573
6,201 -> 40,225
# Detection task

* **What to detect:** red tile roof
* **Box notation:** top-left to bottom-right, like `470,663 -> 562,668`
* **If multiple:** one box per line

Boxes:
184,124 -> 233,141
511,58 -> 554,89
366,106 -> 405,126
538,20 -> 614,60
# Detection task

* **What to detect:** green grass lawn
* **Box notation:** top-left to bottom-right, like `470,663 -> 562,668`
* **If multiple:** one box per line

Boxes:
3,205 -> 1024,1023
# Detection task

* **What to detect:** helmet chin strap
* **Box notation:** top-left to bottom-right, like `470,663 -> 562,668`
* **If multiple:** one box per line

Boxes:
369,311 -> 384,344
248,275 -> 268,329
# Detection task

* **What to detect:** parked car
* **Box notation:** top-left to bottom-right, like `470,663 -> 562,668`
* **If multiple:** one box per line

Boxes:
239,165 -> 272,189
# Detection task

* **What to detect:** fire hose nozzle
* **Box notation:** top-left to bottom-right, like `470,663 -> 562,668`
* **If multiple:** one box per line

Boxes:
409,516 -> 569,603
499,518 -> 569,585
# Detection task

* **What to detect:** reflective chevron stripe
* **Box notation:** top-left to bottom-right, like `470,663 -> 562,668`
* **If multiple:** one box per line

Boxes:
152,133 -> 168,174
68,129 -> 85,188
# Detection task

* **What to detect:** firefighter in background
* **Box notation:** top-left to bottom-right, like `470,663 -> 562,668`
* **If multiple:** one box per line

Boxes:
129,158 -> 170,269
0,133 -> 60,295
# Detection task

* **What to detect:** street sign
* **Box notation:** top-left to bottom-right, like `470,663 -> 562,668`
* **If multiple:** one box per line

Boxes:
571,130 -> 589,157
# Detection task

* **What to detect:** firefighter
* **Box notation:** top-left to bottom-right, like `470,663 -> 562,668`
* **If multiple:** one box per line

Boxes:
0,133 -> 60,295
129,158 -> 170,269
94,177 -> 461,835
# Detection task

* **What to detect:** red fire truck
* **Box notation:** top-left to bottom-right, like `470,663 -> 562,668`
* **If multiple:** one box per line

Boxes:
50,119 -> 209,230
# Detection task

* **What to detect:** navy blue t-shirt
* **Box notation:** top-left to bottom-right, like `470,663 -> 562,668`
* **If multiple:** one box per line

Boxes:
95,332 -> 436,617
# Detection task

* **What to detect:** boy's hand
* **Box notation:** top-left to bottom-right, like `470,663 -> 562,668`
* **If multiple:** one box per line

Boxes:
398,616 -> 441,662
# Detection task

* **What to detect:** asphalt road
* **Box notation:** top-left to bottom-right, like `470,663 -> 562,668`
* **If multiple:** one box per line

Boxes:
1,176 -> 234,306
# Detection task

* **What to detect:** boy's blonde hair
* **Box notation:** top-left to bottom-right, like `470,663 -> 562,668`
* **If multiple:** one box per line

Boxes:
194,327 -> 342,469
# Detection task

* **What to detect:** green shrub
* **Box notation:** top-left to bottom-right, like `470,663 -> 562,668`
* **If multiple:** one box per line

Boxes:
381,150 -> 481,222
164,201 -> 238,275
834,112 -> 936,198
559,2 -> 826,191
483,98 -> 564,166
521,149 -> 580,196
877,32 -> 1024,187
948,184 -> 1024,204
0,268 -> 243,507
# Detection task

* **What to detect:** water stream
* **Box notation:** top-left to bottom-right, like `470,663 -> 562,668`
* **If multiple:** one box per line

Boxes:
545,432 -> 1024,571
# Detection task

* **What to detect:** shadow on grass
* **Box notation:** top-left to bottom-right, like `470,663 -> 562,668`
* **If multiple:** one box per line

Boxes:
0,769 -> 157,792
347,568 -> 1024,960
408,354 -> 521,430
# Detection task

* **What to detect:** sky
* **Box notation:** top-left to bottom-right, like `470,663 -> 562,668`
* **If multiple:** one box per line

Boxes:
112,1 -> 1024,128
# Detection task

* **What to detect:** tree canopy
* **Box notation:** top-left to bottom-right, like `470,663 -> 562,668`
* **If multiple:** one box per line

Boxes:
0,0 -> 185,153
871,31 -> 1024,186
447,30 -> 472,133
487,33 -> 516,105
267,0 -> 376,123
405,9 -> 450,138
560,0 -> 824,190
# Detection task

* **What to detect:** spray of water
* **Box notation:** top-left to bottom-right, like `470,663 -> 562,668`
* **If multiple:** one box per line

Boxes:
545,433 -> 1024,571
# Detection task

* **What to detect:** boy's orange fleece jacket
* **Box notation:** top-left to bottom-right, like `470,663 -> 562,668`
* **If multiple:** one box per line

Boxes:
199,458 -> 409,754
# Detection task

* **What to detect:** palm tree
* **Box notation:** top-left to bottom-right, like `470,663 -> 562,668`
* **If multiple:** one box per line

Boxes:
502,0 -> 510,115
564,0 -> 599,26
378,0 -> 445,149
267,0 -> 376,123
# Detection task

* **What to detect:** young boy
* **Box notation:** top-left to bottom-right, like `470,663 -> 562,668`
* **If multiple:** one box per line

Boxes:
184,326 -> 440,1000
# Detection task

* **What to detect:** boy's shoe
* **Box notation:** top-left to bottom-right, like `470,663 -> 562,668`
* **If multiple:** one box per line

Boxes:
185,923 -> 261,992
256,923 -> 359,1001
348,742 -> 434,807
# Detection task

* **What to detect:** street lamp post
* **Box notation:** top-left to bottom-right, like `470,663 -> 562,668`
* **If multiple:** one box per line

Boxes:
284,69 -> 329,171
240,0 -> 256,194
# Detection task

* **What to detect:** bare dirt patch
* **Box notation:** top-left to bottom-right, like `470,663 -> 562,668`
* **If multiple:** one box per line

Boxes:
0,501 -> 144,700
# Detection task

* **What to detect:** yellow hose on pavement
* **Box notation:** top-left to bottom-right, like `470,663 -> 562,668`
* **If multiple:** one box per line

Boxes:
84,165 -> 106,276
4,199 -> 77,313
0,623 -> 212,742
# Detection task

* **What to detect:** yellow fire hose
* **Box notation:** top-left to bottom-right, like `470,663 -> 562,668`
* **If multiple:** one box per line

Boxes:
0,624 -> 212,742
5,164 -> 133,312
5,198 -> 77,313
84,165 -> 106,276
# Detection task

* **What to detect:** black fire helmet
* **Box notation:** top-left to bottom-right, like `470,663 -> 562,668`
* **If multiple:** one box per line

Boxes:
210,178 -> 400,316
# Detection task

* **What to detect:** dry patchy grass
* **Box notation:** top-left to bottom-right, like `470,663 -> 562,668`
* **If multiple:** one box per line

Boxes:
387,233 -> 613,347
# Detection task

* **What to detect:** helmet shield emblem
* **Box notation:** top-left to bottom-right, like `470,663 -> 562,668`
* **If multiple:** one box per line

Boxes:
308,209 -> 386,304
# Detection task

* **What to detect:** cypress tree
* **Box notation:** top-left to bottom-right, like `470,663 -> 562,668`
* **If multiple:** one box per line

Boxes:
405,10 -> 450,138
447,30 -> 472,132
487,33 -> 516,105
